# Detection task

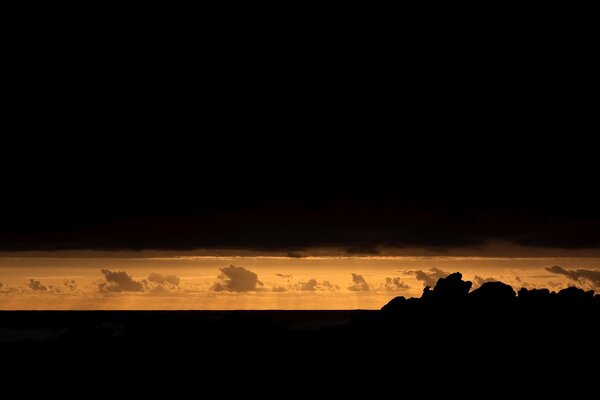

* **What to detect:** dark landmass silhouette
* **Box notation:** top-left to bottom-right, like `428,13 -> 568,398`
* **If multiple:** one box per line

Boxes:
2,273 -> 598,394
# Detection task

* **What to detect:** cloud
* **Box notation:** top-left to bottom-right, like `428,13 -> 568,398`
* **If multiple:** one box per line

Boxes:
291,278 -> 339,292
384,277 -> 410,291
63,279 -> 78,291
545,265 -> 600,287
211,265 -> 263,292
348,274 -> 370,291
148,285 -> 172,294
148,272 -> 180,286
0,282 -> 23,294
47,285 -> 62,293
277,272 -> 339,292
98,269 -> 145,292
473,276 -> 497,289
298,279 -> 318,291
513,276 -> 538,289
286,252 -> 304,258
28,279 -> 48,291
3,168 -> 600,253
407,267 -> 449,287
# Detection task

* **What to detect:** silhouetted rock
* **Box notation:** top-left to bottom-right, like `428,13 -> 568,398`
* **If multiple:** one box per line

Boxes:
421,272 -> 472,304
381,296 -> 406,313
517,288 -> 552,306
382,275 -> 598,311
556,286 -> 595,305
469,281 -> 516,306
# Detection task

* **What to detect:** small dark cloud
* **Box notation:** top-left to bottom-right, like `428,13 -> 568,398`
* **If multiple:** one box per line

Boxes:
406,267 -> 448,287
149,285 -> 172,294
0,283 -> 22,294
148,272 -> 180,286
272,273 -> 292,292
298,279 -> 318,291
146,274 -> 181,294
63,279 -> 78,291
513,275 -> 536,289
545,265 -> 600,287
384,277 -> 410,291
211,265 -> 263,292
348,274 -> 370,291
286,252 -> 304,258
292,279 -> 339,291
47,285 -> 62,293
28,279 -> 48,291
322,281 -> 339,291
99,269 -> 145,292
473,276 -> 497,289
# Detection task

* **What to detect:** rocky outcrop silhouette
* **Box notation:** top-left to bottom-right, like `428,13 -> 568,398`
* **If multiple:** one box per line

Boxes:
382,272 -> 598,312
555,286 -> 595,304
420,272 -> 472,304
469,281 -> 516,306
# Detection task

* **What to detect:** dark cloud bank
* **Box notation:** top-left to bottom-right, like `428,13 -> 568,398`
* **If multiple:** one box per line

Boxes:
1,39 -> 597,256
1,179 -> 599,253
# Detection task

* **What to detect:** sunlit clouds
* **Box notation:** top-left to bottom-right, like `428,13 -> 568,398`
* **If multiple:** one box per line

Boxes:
211,265 -> 263,292
0,256 -> 599,309
545,266 -> 600,289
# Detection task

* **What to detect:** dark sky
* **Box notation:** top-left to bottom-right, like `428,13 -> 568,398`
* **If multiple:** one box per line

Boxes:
3,131 -> 597,253
3,25 -> 597,253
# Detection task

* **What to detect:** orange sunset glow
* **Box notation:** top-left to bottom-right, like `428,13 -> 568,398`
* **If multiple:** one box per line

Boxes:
2,253 -> 598,310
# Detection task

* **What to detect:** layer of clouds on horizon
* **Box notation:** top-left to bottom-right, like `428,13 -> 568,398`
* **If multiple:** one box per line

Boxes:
2,265 -> 599,298
210,266 -> 410,293
95,270 -> 182,294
